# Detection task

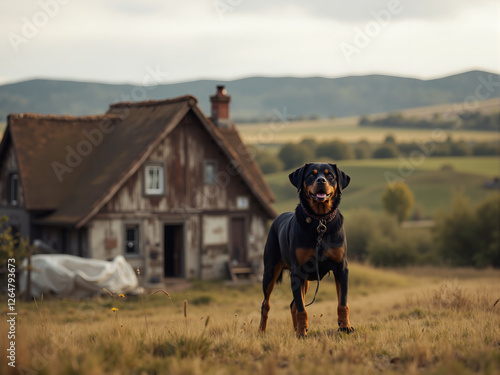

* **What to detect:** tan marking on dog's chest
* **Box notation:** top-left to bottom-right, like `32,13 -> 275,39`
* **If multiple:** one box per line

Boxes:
326,247 -> 345,263
296,247 -> 315,266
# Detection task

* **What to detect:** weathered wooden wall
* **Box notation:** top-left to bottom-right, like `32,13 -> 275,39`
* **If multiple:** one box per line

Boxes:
89,110 -> 268,281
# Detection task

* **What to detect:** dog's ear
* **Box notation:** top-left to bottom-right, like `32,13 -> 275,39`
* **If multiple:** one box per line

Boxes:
289,164 -> 309,193
330,164 -> 351,193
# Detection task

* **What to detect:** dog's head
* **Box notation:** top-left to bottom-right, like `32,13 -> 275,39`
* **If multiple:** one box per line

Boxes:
289,163 -> 351,215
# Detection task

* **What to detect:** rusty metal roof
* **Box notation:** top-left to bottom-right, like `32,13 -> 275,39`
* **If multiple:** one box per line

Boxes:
4,95 -> 276,226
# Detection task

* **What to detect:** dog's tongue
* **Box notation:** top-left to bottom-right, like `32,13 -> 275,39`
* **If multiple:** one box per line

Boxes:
316,193 -> 326,199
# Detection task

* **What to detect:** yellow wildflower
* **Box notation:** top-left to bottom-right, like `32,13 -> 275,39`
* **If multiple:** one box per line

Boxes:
111,307 -> 118,312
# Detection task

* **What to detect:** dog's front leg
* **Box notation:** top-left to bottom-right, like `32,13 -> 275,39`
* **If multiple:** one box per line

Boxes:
291,273 -> 309,337
335,267 -> 353,332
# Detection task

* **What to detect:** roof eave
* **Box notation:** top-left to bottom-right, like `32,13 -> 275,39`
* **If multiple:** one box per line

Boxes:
74,100 -> 193,228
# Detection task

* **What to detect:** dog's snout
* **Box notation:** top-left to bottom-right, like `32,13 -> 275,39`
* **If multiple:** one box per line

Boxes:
316,177 -> 326,184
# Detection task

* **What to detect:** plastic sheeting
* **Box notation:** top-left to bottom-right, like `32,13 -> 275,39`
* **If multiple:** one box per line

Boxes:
20,254 -> 139,298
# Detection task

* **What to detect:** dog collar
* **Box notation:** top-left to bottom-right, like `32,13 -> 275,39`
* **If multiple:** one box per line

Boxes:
300,202 -> 338,225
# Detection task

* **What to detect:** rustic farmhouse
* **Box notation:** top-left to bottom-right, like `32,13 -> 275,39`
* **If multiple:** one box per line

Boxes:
0,86 -> 276,281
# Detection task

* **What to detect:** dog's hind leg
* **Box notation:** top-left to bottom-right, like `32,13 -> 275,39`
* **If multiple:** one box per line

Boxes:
259,260 -> 284,332
290,300 -> 297,331
259,229 -> 284,332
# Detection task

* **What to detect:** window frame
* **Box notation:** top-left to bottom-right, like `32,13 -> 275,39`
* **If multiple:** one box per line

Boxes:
144,164 -> 165,195
124,224 -> 140,256
9,173 -> 19,206
203,160 -> 218,184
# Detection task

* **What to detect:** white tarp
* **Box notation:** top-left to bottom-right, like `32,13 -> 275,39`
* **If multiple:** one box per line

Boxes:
20,254 -> 139,298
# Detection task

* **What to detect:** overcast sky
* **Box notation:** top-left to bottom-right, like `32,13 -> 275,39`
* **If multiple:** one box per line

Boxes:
1,0 -> 499,85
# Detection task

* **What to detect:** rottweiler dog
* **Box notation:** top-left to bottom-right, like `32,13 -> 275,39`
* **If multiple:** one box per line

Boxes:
259,163 -> 353,337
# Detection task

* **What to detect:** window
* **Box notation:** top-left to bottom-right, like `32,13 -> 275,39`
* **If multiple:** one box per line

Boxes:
9,173 -> 19,206
204,160 -> 217,184
125,225 -> 139,255
145,165 -> 164,195
236,196 -> 249,209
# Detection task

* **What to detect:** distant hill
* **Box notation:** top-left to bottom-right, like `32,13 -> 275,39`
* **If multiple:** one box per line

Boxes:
0,71 -> 499,123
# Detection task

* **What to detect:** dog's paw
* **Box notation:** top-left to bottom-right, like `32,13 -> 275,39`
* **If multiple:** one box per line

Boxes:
296,328 -> 308,338
337,326 -> 355,334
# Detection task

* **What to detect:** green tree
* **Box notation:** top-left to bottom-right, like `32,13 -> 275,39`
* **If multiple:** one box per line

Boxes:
382,182 -> 415,223
473,194 -> 500,267
255,150 -> 284,174
450,140 -> 471,156
434,193 -> 500,268
315,140 -> 354,160
384,134 -> 397,144
373,144 -> 399,158
433,193 -> 477,267
278,143 -> 314,170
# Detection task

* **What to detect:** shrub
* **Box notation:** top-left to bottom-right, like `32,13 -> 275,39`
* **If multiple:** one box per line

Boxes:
471,194 -> 500,267
345,209 -> 431,266
373,144 -> 399,158
449,140 -> 471,156
367,233 -> 418,267
278,143 -> 314,170
255,150 -> 284,174
472,142 -> 499,156
316,140 -> 354,160
432,143 -> 451,157
354,140 -> 372,159
384,134 -> 396,144
344,209 -> 379,261
433,192 -> 500,268
0,216 -> 32,265
299,138 -> 318,150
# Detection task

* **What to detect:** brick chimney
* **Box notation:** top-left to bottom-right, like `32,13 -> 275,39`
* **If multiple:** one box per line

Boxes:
210,85 -> 231,128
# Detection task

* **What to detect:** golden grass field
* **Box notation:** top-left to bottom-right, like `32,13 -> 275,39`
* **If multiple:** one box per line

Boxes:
2,265 -> 499,375
236,98 -> 500,145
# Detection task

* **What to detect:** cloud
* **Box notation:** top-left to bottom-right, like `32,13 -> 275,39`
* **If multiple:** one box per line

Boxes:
0,0 -> 498,84
236,0 -> 499,22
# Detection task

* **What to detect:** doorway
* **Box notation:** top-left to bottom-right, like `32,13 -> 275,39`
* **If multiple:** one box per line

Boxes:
230,217 -> 247,264
164,224 -> 184,278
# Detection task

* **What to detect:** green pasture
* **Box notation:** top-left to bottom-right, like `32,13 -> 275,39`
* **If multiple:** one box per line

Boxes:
266,156 -> 499,217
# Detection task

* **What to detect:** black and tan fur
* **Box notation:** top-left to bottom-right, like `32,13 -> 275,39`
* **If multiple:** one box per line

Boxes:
259,163 -> 353,337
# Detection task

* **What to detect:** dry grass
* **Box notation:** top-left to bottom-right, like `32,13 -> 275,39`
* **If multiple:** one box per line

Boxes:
236,98 -> 500,145
1,265 -> 499,375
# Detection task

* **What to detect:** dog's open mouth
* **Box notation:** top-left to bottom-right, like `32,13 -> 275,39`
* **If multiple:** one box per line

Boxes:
309,190 -> 332,202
